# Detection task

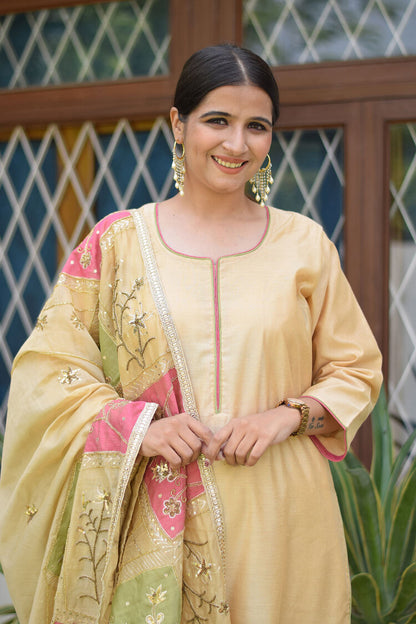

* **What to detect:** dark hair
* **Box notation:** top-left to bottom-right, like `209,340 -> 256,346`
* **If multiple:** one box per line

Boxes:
173,44 -> 280,125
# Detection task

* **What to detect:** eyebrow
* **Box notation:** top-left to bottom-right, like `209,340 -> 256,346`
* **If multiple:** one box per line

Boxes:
199,110 -> 272,127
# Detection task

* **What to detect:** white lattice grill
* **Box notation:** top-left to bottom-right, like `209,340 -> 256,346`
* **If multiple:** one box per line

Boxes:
389,123 -> 416,450
268,128 -> 344,249
0,0 -> 169,88
243,0 -> 416,64
0,124 -> 344,426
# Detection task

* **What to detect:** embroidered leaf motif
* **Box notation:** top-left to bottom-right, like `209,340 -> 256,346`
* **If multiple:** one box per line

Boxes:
76,488 -> 112,603
112,267 -> 155,370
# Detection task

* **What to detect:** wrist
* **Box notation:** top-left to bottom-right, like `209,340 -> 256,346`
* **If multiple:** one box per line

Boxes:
277,398 -> 310,436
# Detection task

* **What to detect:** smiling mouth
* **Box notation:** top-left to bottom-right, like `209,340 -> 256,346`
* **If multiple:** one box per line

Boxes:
212,156 -> 246,169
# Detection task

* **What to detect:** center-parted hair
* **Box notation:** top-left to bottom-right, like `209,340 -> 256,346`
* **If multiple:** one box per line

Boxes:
173,44 -> 280,125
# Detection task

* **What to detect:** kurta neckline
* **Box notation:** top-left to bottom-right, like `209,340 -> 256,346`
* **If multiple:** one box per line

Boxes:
154,202 -> 271,263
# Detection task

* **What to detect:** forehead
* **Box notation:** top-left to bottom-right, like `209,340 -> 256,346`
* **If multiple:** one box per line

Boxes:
193,84 -> 273,119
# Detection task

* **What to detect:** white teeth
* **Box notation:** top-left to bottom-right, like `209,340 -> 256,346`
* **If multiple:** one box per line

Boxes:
213,156 -> 244,169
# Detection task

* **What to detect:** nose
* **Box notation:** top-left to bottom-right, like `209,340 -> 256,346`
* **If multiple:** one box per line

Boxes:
222,126 -> 247,155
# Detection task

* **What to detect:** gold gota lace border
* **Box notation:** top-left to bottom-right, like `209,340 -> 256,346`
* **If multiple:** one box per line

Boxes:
99,401 -> 158,615
131,208 -> 228,586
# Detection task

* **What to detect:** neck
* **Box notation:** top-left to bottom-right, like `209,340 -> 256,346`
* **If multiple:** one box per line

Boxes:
171,187 -> 260,222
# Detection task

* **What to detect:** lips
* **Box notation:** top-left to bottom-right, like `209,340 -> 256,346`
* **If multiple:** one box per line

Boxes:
212,156 -> 246,169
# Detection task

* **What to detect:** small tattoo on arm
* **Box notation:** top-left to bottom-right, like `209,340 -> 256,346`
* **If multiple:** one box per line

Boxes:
308,416 -> 324,431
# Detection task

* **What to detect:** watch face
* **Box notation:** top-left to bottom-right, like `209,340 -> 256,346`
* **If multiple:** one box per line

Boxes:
286,399 -> 306,409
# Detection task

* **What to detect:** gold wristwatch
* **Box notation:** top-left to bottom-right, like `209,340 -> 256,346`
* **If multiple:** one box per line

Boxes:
278,398 -> 310,436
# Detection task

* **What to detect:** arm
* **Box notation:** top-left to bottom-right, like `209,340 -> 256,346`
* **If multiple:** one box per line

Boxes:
204,231 -> 382,467
203,397 -> 340,467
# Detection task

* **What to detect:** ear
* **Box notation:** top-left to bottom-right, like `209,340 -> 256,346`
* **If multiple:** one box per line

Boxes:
170,107 -> 184,143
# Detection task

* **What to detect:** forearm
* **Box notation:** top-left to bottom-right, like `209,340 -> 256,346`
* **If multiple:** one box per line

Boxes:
277,397 -> 342,437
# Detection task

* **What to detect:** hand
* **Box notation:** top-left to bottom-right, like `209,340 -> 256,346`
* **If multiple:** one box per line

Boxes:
140,412 -> 213,471
203,407 -> 300,467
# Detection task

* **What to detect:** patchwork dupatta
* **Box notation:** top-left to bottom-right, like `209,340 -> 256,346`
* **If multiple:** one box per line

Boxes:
0,208 -> 229,624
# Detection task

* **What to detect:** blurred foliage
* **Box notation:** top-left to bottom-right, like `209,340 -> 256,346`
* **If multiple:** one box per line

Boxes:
331,387 -> 416,623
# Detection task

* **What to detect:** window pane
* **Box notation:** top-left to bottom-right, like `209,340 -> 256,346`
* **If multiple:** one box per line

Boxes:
0,119 -> 175,424
267,128 -> 345,256
243,0 -> 416,65
0,0 -> 170,89
389,123 -> 416,450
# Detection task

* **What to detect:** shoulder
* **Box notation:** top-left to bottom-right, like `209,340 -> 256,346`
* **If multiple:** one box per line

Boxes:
61,204 -> 154,279
268,206 -> 327,243
266,206 -> 341,270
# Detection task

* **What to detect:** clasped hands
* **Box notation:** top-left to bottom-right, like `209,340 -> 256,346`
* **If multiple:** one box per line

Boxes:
140,407 -> 301,470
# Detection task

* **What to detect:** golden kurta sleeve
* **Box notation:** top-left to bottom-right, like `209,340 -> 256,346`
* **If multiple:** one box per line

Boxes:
302,230 -> 383,459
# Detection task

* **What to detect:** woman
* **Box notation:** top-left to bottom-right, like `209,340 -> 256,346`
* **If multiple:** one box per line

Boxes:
0,44 -> 382,624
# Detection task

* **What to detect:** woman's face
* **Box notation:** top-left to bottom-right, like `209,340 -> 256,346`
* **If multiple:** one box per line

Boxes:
171,84 -> 273,199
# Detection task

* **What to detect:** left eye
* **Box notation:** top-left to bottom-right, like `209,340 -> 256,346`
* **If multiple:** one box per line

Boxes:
249,122 -> 267,131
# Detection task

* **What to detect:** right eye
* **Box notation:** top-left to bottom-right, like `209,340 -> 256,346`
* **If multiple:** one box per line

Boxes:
206,117 -> 228,126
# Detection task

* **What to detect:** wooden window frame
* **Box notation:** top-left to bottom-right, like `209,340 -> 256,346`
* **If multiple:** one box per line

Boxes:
1,0 -> 416,465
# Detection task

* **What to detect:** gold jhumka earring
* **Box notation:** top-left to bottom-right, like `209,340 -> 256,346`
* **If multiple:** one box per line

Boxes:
172,140 -> 185,196
249,154 -> 274,206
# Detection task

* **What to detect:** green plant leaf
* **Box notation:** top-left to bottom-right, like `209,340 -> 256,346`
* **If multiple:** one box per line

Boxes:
397,613 -> 416,624
346,463 -> 385,594
386,465 -> 416,592
371,385 -> 393,502
0,605 -> 17,614
330,459 -> 367,574
351,573 -> 382,623
384,428 -> 416,536
386,562 -> 416,620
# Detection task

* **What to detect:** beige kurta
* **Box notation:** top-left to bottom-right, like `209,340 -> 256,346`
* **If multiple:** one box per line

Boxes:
145,202 -> 383,623
0,202 -> 382,624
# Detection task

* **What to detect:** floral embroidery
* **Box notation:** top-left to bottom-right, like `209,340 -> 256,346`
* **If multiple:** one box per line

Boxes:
151,461 -> 170,483
146,584 -> 167,605
77,230 -> 93,269
182,539 -> 229,620
80,250 -> 92,269
35,314 -> 48,330
184,539 -> 213,583
25,505 -> 38,522
112,266 -> 155,370
96,486 -> 112,512
58,366 -> 80,385
151,460 -> 179,483
162,496 -> 181,518
129,310 -> 148,333
71,312 -> 84,330
76,487 -> 112,603
195,558 -> 212,581
145,584 -> 167,624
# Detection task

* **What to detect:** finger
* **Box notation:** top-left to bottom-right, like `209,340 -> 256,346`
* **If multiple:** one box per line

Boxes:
245,439 -> 268,467
233,437 -> 256,465
159,447 -> 183,471
222,430 -> 247,466
204,425 -> 233,463
186,418 -> 214,446
171,437 -> 200,466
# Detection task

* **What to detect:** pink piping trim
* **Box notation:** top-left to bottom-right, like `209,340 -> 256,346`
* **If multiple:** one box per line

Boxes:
155,202 -> 270,261
156,203 -> 270,412
301,395 -> 347,462
213,261 -> 221,410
